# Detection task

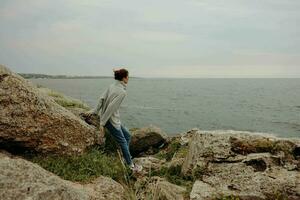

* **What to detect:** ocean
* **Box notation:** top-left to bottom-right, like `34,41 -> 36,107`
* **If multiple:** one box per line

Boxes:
31,78 -> 300,138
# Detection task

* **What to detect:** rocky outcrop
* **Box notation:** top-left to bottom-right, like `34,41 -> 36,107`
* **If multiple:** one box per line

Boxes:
182,130 -> 300,200
130,126 -> 168,157
0,65 -> 102,155
1,65 -> 299,199
135,176 -> 186,200
0,152 -> 125,200
191,163 -> 299,200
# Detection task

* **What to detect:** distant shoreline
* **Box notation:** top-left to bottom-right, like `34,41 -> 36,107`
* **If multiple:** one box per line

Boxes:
18,73 -> 112,79
19,73 -> 300,79
18,73 -> 140,79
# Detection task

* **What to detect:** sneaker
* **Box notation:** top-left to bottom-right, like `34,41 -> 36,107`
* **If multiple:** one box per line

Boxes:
130,164 -> 143,173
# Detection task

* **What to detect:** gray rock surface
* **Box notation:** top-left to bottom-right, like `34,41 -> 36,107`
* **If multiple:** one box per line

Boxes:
0,152 -> 125,200
183,130 -> 300,200
133,156 -> 166,174
135,176 -> 186,200
191,164 -> 300,199
190,181 -> 216,200
0,65 -> 101,155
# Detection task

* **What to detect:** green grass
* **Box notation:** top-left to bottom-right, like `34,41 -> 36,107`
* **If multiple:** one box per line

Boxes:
192,163 -> 209,180
47,91 -> 64,98
149,164 -> 193,198
155,140 -> 184,161
54,98 -> 89,109
28,146 -> 127,183
151,138 -> 193,197
38,86 -> 90,110
49,90 -> 89,110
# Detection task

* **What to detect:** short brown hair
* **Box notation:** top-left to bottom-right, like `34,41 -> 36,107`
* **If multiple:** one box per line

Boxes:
114,68 -> 128,81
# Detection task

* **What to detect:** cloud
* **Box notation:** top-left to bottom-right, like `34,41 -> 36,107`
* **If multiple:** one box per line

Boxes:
0,0 -> 300,77
139,65 -> 300,78
0,1 -> 46,19
132,30 -> 187,42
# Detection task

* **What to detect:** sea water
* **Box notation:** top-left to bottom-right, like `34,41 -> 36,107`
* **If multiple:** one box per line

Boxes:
31,78 -> 300,138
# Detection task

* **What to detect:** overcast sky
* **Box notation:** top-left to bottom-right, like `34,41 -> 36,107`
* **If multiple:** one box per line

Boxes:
1,0 -> 300,78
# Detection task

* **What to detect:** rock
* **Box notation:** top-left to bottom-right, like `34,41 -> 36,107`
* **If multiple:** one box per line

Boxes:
182,130 -> 299,175
198,162 -> 299,200
190,181 -> 216,200
242,152 -> 289,170
293,145 -> 300,158
130,126 -> 168,157
167,156 -> 186,170
182,130 -> 300,200
230,136 -> 296,157
0,152 -> 125,200
133,156 -> 166,174
78,176 -> 126,200
182,130 -> 237,175
0,65 -> 102,155
179,128 -> 199,146
135,176 -> 186,200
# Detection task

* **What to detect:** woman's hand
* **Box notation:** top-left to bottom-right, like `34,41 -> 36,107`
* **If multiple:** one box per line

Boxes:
99,126 -> 105,134
86,109 -> 95,117
96,126 -> 105,145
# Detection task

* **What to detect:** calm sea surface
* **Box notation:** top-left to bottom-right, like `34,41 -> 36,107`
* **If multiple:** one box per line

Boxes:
31,78 -> 300,138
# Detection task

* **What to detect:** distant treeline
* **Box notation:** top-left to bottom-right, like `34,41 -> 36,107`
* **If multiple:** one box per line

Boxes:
19,73 -> 112,79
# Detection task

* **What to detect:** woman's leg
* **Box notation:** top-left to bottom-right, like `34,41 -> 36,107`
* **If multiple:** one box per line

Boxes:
105,121 -> 132,165
121,125 -> 131,146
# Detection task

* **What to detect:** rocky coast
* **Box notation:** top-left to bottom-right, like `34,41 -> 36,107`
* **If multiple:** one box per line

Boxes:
1,65 -> 299,200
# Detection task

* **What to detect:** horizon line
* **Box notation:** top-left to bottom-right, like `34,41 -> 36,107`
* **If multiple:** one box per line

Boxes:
18,73 -> 300,79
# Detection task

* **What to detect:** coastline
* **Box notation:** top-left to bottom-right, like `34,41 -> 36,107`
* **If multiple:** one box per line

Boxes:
1,65 -> 299,200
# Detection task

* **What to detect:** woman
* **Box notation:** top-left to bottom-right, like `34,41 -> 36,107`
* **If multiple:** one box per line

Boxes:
90,68 -> 142,172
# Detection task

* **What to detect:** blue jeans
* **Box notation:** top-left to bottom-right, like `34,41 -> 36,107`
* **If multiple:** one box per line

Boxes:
105,120 -> 132,165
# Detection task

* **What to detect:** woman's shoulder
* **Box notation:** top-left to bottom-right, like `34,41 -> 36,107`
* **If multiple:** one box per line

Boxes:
110,83 -> 126,95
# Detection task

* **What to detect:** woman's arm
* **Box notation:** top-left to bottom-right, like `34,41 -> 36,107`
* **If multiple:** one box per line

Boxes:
90,88 -> 109,115
100,92 -> 126,126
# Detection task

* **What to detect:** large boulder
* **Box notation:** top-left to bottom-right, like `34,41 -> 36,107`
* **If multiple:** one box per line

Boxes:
0,65 -> 101,155
182,130 -> 239,175
130,126 -> 168,157
0,152 -> 126,200
183,130 -> 300,200
182,130 -> 299,175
